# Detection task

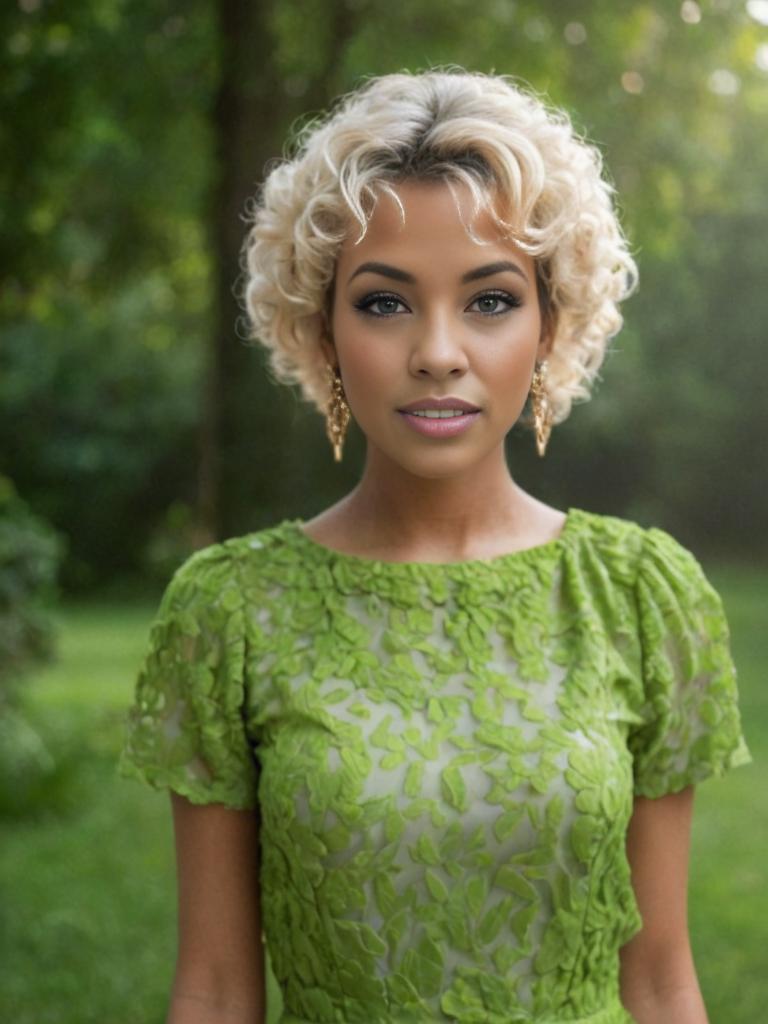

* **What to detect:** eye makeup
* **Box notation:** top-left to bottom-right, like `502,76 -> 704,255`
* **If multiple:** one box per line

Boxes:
352,289 -> 523,319
353,292 -> 407,317
467,290 -> 523,316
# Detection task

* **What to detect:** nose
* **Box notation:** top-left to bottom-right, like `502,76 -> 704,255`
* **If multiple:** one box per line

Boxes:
408,311 -> 470,379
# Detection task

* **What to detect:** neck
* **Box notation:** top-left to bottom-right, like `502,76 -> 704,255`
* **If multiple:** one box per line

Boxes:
335,442 -> 536,558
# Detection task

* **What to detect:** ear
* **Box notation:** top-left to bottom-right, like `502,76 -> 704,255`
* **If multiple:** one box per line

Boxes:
309,311 -> 336,366
537,307 -> 557,361
319,332 -> 336,368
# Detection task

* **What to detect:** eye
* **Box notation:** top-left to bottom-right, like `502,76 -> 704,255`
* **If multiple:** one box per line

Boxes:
353,292 -> 409,318
467,290 -> 523,316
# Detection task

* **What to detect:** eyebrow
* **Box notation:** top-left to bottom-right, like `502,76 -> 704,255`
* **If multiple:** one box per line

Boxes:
347,260 -> 529,286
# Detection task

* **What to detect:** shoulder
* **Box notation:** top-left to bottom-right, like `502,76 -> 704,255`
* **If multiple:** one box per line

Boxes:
569,507 -> 710,593
569,512 -> 727,650
567,507 -> 645,586
213,519 -> 311,592
166,538 -> 239,596
175,522 -> 296,575
159,521 -> 296,615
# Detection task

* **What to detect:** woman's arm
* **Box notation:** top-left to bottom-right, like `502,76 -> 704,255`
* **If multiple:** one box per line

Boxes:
166,793 -> 266,1024
619,785 -> 708,1024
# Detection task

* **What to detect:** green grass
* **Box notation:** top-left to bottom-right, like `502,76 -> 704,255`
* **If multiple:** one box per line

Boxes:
0,597 -> 285,1024
1,600 -> 179,1023
686,564 -> 766,1022
1,569 -> 764,1023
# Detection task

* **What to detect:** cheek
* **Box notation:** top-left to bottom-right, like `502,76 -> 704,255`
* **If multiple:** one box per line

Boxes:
488,307 -> 542,374
475,337 -> 537,388
337,334 -> 396,407
503,347 -> 536,381
333,309 -> 391,378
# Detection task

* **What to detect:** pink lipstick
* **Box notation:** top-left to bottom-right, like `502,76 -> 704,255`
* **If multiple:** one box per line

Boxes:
396,396 -> 481,439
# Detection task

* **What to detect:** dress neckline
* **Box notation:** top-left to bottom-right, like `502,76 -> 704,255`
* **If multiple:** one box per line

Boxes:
285,506 -> 582,573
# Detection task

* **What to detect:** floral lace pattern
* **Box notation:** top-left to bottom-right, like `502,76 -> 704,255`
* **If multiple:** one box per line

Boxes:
118,507 -> 751,1023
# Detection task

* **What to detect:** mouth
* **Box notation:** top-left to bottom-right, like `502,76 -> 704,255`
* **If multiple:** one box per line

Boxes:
397,407 -> 481,438
397,397 -> 481,416
403,408 -> 476,420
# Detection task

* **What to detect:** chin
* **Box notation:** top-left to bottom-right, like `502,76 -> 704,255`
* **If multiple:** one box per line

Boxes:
386,446 -> 485,480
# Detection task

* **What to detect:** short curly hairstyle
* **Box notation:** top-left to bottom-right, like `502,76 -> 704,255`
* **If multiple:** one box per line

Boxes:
241,66 -> 637,429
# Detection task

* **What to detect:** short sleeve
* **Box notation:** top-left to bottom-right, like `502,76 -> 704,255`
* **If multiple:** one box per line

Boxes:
628,526 -> 752,799
117,543 -> 258,809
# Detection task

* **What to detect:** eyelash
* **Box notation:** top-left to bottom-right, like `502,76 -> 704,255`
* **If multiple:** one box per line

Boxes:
352,289 -> 523,319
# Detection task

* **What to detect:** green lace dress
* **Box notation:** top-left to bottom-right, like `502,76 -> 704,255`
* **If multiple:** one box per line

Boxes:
118,506 -> 751,1024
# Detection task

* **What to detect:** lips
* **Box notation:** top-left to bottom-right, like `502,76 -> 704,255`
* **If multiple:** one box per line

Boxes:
398,396 -> 481,413
398,408 -> 481,437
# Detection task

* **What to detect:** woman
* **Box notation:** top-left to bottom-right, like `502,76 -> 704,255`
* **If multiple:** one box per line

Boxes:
119,68 -> 752,1024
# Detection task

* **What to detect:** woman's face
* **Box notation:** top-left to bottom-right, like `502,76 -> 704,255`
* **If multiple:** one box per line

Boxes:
323,178 -> 550,479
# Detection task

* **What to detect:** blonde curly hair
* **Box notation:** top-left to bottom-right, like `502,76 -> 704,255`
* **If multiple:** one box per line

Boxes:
241,66 -> 637,429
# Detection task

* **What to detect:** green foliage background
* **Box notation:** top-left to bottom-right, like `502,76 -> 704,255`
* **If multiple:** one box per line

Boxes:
2,0 -> 767,588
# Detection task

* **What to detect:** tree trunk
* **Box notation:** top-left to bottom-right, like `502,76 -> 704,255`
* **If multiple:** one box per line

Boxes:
202,0 -> 360,542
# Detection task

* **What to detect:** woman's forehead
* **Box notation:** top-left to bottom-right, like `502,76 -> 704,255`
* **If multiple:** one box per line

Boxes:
336,179 -> 530,269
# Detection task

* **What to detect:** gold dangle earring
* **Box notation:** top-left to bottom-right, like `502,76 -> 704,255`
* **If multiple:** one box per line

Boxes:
530,359 -> 554,458
324,362 -> 351,462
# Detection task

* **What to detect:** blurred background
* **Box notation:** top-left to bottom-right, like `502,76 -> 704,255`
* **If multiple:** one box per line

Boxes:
1,1 -> 765,1021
